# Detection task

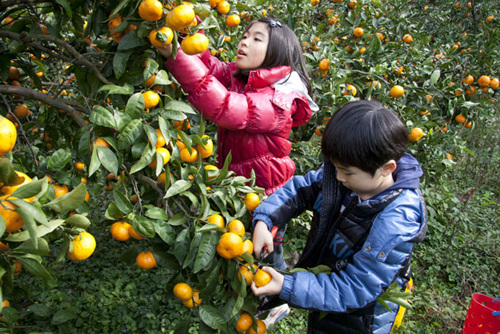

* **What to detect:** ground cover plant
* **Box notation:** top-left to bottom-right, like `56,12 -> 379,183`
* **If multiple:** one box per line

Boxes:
0,0 -> 498,333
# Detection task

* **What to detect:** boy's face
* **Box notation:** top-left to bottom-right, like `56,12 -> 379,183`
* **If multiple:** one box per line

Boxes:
333,162 -> 394,200
236,22 -> 269,70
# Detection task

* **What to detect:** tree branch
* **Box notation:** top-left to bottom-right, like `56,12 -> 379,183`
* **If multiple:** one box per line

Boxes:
0,85 -> 87,127
0,31 -> 113,86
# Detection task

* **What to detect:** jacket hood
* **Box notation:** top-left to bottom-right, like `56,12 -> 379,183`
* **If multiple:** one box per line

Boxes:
274,71 -> 319,113
387,153 -> 423,191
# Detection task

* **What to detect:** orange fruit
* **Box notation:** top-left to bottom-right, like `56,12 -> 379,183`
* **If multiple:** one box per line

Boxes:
238,263 -> 257,286
0,117 -> 17,155
216,232 -> 244,259
182,289 -> 202,308
464,121 -> 472,128
136,250 -> 157,269
204,164 -> 219,180
181,33 -> 209,55
244,193 -> 260,211
13,259 -> 22,276
128,224 -> 146,240
67,231 -> 96,261
173,119 -> 191,130
0,241 -> 9,252
236,312 -> 253,332
247,319 -> 267,334
319,58 -> 330,71
155,129 -> 166,148
446,153 -> 453,160
226,14 -> 241,27
227,219 -> 245,237
394,65 -> 404,74
217,1 -> 230,14
390,85 -> 405,98
173,282 -> 193,301
138,0 -> 164,22
196,135 -> 213,158
180,147 -> 198,163
142,91 -> 160,110
490,78 -> 499,89
13,104 -> 31,119
462,75 -> 474,85
0,196 -> 25,232
148,27 -> 174,47
408,127 -> 424,143
455,114 -> 466,123
9,66 -> 20,80
342,84 -> 357,96
53,184 -> 69,198
353,27 -> 364,37
347,1 -> 357,9
236,239 -> 254,261
85,191 -> 90,202
93,137 -> 110,150
165,4 -> 196,31
465,86 -> 476,95
253,269 -> 272,288
376,32 -> 384,40
1,300 -> 10,308
477,75 -> 491,87
110,221 -> 131,241
0,171 -> 33,198
403,34 -> 413,43
144,73 -> 156,87
207,214 -> 225,228
209,0 -> 223,8
75,162 -> 85,171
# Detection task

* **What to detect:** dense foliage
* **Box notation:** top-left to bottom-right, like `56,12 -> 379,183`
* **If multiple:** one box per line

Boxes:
0,0 -> 498,333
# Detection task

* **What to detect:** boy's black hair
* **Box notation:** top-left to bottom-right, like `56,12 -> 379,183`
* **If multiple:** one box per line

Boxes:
321,100 -> 408,175
234,18 -> 312,95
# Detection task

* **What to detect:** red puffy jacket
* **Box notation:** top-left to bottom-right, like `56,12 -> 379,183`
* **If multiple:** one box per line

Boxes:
165,49 -> 314,194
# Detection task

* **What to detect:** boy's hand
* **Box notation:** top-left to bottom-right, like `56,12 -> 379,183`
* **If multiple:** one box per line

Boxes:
252,221 -> 274,259
156,44 -> 173,59
251,266 -> 284,297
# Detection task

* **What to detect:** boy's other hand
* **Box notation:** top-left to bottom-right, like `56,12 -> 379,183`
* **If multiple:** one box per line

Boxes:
156,44 -> 173,59
252,221 -> 274,259
251,266 -> 284,297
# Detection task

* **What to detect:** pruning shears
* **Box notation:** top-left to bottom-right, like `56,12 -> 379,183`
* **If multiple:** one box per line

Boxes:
256,225 -> 279,268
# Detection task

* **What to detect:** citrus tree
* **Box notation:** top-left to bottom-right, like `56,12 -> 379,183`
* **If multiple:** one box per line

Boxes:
0,0 -> 499,332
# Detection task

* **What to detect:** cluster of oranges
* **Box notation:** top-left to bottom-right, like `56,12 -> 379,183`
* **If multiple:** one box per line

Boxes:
236,312 -> 267,333
173,282 -> 202,308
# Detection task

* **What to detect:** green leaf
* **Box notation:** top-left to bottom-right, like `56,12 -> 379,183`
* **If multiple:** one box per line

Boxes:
153,219 -> 176,245
96,146 -> 119,176
98,83 -> 134,95
56,0 -> 72,16
16,238 -> 50,256
129,143 -> 155,174
10,178 -> 47,201
174,315 -> 191,334
164,100 -> 197,115
45,183 -> 87,213
105,202 -> 124,220
113,50 -> 133,79
118,119 -> 143,150
65,214 -> 91,229
173,229 -> 190,264
47,148 -> 71,171
154,70 -> 172,85
125,93 -> 145,119
14,205 -> 38,247
90,106 -> 117,129
199,305 -> 227,330
145,206 -> 169,220
132,216 -> 156,238
5,220 -> 64,242
117,30 -> 147,51
0,157 -> 23,185
430,69 -> 441,86
10,198 -> 47,225
183,232 -> 202,269
51,309 -> 77,325
115,110 -> 133,132
168,213 -> 187,226
28,304 -> 51,318
165,180 -> 192,198
88,144 -> 101,177
193,231 -> 217,273
16,255 -> 54,281
113,190 -> 133,215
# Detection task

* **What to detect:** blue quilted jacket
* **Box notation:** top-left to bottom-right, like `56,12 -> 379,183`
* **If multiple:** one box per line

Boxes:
252,153 -> 427,333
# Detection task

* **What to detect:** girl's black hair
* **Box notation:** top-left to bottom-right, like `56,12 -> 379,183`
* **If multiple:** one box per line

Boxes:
233,18 -> 312,95
321,100 -> 409,175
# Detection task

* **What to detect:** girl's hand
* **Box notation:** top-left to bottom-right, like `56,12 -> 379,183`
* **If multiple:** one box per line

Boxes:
252,221 -> 274,259
156,44 -> 173,59
251,266 -> 284,297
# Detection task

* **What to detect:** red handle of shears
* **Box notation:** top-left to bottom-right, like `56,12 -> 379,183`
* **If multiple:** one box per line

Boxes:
260,226 -> 278,257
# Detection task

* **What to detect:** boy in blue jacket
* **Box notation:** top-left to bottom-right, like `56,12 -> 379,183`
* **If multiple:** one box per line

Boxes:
251,100 -> 428,333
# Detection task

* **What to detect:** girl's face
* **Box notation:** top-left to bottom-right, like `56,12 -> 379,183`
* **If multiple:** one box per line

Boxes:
236,22 -> 269,70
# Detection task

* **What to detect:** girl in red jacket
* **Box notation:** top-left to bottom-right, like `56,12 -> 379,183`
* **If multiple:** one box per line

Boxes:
157,18 -> 318,196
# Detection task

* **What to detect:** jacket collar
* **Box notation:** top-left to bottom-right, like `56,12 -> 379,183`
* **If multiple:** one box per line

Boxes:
247,66 -> 291,89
